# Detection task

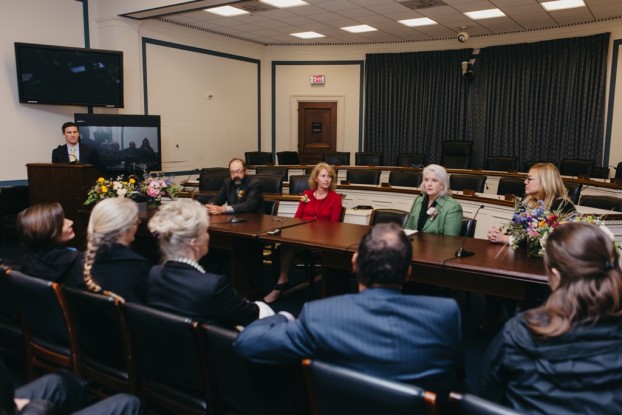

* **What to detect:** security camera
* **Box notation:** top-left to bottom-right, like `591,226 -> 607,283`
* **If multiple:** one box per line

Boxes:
457,31 -> 469,43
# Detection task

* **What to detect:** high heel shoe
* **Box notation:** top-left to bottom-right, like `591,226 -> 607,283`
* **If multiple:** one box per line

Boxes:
263,283 -> 288,304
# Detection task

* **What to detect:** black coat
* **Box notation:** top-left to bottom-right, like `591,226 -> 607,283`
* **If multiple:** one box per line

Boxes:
19,246 -> 85,288
480,314 -> 622,415
210,175 -> 263,214
91,244 -> 151,304
147,261 -> 259,327
51,142 -> 100,166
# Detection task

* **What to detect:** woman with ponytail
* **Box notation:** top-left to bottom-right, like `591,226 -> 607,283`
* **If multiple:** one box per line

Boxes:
480,222 -> 622,414
83,198 -> 151,303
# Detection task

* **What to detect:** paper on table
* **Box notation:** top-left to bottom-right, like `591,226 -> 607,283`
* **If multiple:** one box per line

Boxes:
403,229 -> 418,236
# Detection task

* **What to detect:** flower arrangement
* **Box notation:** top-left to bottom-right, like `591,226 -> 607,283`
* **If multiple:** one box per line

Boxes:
84,172 -> 180,208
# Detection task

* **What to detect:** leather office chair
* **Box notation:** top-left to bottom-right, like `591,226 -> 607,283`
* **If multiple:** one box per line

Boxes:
254,174 -> 284,215
497,177 -> 525,197
388,171 -> 422,188
355,152 -> 382,166
0,185 -> 29,247
485,156 -> 517,172
396,153 -> 425,167
591,166 -> 609,179
369,209 -> 409,228
200,167 -> 229,174
450,174 -> 487,193
255,166 -> 289,182
522,160 -> 547,172
0,264 -> 25,362
203,325 -> 306,415
461,218 -> 477,238
564,182 -> 582,205
302,359 -> 436,415
7,270 -> 78,379
616,162 -> 622,179
277,151 -> 300,165
345,170 -> 381,185
449,392 -> 523,415
441,141 -> 473,169
63,287 -> 136,397
579,195 -> 622,212
322,152 -> 350,166
124,303 -> 214,415
558,159 -> 595,177
289,174 -> 311,195
245,151 -> 273,165
198,172 -> 227,192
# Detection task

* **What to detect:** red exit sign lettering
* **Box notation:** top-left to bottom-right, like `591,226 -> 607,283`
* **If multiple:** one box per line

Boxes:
310,75 -> 325,85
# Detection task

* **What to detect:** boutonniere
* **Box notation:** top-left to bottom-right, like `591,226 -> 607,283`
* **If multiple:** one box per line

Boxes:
300,194 -> 310,203
237,189 -> 245,198
427,207 -> 438,220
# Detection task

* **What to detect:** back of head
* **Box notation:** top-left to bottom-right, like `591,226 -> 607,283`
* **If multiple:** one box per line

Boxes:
529,163 -> 569,208
16,203 -> 65,251
148,198 -> 209,261
356,223 -> 412,287
525,222 -> 622,337
421,164 -> 450,197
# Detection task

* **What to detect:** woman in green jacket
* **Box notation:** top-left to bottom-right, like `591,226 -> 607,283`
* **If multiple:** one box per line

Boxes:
405,164 -> 463,236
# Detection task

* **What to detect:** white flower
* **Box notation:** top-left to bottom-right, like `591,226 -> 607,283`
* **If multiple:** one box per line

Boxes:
113,181 -> 123,190
116,188 -> 128,197
427,207 -> 438,220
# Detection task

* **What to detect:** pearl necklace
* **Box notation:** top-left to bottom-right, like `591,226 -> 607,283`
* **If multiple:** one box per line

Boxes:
172,257 -> 206,274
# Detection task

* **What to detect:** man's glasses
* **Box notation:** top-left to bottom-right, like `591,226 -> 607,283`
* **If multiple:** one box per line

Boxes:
229,169 -> 244,175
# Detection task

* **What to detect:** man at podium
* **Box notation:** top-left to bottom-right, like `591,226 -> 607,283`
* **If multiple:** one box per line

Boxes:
51,121 -> 99,166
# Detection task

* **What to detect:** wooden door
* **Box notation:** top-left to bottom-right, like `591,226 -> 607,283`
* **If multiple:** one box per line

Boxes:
298,102 -> 337,165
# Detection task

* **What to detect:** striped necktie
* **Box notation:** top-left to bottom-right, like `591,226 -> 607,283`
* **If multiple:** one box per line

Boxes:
69,146 -> 77,163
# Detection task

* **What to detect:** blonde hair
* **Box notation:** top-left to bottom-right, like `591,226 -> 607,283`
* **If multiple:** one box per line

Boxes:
308,162 -> 337,191
83,198 -> 138,300
420,164 -> 451,197
525,163 -> 570,210
148,198 -> 209,262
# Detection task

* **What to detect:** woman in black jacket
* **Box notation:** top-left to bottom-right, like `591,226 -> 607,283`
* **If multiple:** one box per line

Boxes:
480,222 -> 622,414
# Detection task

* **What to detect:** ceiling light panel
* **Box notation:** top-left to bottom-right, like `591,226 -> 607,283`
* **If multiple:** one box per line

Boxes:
398,17 -> 438,27
205,6 -> 249,17
341,24 -> 377,33
541,0 -> 586,11
464,8 -> 507,20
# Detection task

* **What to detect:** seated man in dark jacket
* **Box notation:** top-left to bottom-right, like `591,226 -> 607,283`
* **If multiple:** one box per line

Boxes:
205,158 -> 263,215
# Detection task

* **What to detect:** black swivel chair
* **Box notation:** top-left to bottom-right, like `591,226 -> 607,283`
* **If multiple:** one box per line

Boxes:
124,303 -> 214,415
345,170 -> 381,185
355,152 -> 382,166
522,160 -> 547,172
193,172 -> 228,205
388,171 -> 422,187
254,174 -> 284,216
369,209 -> 409,228
591,166 -> 609,179
277,151 -> 300,165
322,152 -> 350,166
255,166 -> 289,182
449,392 -> 523,415
558,159 -> 595,177
616,162 -> 622,179
289,175 -> 311,195
485,156 -> 517,172
245,151 -> 273,165
396,153 -> 425,167
62,287 -> 137,397
450,174 -> 487,193
0,185 -> 29,247
302,359 -> 436,415
579,195 -> 622,212
564,182 -> 582,205
441,141 -> 474,169
497,177 -> 525,197
0,264 -> 25,363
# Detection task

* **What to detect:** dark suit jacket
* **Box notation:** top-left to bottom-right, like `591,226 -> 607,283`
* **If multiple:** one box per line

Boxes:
210,175 -> 263,214
51,142 -> 100,166
233,288 -> 463,393
91,244 -> 151,304
147,261 -> 259,327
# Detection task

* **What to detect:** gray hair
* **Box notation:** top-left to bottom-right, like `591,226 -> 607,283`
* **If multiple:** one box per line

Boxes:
419,164 -> 451,197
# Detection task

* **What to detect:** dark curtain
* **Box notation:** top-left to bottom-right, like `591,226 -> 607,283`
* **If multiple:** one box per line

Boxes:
467,33 -> 609,169
364,49 -> 472,166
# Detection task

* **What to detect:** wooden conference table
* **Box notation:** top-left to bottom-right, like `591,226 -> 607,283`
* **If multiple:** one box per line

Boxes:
207,213 -> 547,301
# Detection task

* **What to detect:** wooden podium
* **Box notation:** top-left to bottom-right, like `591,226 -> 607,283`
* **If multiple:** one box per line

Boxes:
26,163 -> 101,248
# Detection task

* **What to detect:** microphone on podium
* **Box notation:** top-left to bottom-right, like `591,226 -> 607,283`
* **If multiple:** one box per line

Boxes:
455,205 -> 484,258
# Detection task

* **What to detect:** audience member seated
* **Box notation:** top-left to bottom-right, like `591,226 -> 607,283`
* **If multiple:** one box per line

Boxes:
263,163 -> 343,304
16,203 -> 83,287
206,158 -> 264,215
82,198 -> 151,304
147,199 -> 273,327
236,223 -> 463,396
480,222 -> 622,414
404,164 -> 463,236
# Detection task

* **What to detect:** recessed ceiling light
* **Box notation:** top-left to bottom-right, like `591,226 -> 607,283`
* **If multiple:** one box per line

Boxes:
205,6 -> 249,17
541,0 -> 585,11
341,25 -> 377,33
398,17 -> 438,27
291,31 -> 325,39
261,0 -> 308,7
464,8 -> 506,20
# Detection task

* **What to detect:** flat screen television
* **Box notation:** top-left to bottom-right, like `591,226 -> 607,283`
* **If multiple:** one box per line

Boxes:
74,113 -> 161,175
15,42 -> 123,107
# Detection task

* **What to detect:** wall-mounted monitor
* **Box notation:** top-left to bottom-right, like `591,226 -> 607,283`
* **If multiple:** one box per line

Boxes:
15,42 -> 123,107
74,113 -> 161,175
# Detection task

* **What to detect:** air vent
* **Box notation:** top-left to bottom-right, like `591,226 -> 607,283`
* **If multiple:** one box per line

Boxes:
238,1 -> 278,13
398,0 -> 447,10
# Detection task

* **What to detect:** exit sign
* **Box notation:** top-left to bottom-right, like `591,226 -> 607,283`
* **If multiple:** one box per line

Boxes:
310,75 -> 325,85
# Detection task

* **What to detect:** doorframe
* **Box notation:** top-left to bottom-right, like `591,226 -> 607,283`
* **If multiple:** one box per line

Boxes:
290,95 -> 345,153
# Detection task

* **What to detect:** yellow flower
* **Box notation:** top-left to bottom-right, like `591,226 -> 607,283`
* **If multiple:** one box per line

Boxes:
100,185 -> 108,193
129,178 -> 136,184
97,177 -> 105,183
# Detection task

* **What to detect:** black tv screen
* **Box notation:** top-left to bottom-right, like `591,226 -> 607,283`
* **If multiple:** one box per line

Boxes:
74,114 -> 161,175
15,42 -> 123,107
